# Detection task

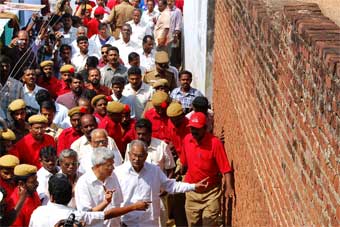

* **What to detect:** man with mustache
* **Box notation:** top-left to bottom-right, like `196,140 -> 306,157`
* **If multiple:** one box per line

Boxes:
37,60 -> 60,99
85,68 -> 112,96
0,155 -> 19,199
170,70 -> 203,114
56,64 -> 75,96
56,74 -> 85,109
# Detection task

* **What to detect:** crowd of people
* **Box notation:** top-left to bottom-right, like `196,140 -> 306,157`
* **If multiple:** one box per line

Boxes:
0,0 -> 234,226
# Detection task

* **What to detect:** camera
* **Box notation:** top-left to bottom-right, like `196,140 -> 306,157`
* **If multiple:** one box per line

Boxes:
59,214 -> 83,227
16,40 -> 25,45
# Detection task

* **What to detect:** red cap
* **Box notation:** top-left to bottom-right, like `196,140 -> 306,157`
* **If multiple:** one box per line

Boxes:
188,112 -> 207,128
94,6 -> 106,15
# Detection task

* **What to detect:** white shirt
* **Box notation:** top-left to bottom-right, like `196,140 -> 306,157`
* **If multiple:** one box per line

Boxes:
141,10 -> 160,31
90,34 -> 116,58
71,53 -> 89,72
115,162 -> 195,227
36,167 -> 59,205
23,84 -> 45,111
112,39 -> 140,66
60,27 -> 78,45
71,39 -> 100,60
53,103 -> 69,129
139,49 -> 156,72
125,138 -> 175,171
127,20 -> 152,48
29,201 -> 105,227
75,169 -> 123,227
122,82 -> 153,120
71,135 -> 122,162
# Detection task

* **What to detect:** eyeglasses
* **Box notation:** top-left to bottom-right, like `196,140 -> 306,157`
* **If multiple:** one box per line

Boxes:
92,139 -> 108,146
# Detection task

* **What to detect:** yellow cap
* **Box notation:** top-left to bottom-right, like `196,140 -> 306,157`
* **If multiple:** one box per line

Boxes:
40,60 -> 54,68
8,99 -> 26,112
14,164 -> 37,177
84,4 -> 92,10
107,101 -> 125,113
155,51 -> 169,63
91,95 -> 107,106
0,155 -> 19,168
166,102 -> 183,117
68,106 -> 86,117
0,129 -> 16,141
153,79 -> 169,89
28,115 -> 48,124
60,64 -> 75,73
151,91 -> 169,107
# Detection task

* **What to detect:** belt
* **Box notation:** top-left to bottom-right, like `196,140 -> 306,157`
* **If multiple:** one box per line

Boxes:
196,183 -> 221,194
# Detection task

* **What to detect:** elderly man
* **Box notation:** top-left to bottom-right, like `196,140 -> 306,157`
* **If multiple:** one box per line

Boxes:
78,128 -> 122,174
181,112 -> 234,226
115,139 -> 209,226
127,9 -> 152,48
70,114 -> 121,163
76,147 -> 123,226
29,173 -> 149,227
7,164 -> 40,227
10,115 -> 56,169
0,55 -> 24,122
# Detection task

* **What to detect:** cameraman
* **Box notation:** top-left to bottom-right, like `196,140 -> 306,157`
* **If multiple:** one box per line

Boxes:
29,173 -> 150,227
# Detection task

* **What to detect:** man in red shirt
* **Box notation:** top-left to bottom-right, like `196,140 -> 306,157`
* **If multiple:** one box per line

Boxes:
56,64 -> 74,97
86,6 -> 105,38
36,60 -> 60,99
121,105 -> 136,156
91,94 -> 109,123
144,91 -> 170,142
98,101 -> 124,152
7,164 -> 40,227
0,155 -> 19,199
57,107 -> 85,155
85,68 -> 112,96
10,115 -> 56,169
181,112 -> 234,226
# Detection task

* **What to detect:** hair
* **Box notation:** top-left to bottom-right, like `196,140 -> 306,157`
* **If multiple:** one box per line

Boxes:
88,67 -> 100,76
39,146 -> 57,159
122,23 -> 132,32
133,8 -> 142,15
98,23 -> 107,30
192,96 -> 209,111
80,114 -> 97,127
128,66 -> 141,76
48,173 -> 73,205
35,89 -> 52,105
146,0 -> 155,5
179,70 -> 192,79
72,16 -> 82,26
22,66 -> 36,74
82,90 -> 97,102
60,44 -> 71,53
159,0 -> 167,5
107,46 -> 119,54
142,35 -> 154,44
77,26 -> 88,35
135,118 -> 152,133
71,73 -> 84,82
86,56 -> 99,68
76,35 -> 88,44
62,13 -> 72,20
59,149 -> 78,162
101,44 -> 112,49
90,128 -> 108,139
0,55 -> 11,64
91,147 -> 114,166
128,52 -> 139,63
39,100 -> 56,112
111,76 -> 126,86
129,139 -> 147,153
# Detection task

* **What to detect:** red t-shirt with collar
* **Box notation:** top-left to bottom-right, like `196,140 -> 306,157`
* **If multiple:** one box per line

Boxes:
121,119 -> 137,156
98,116 -> 123,152
7,187 -> 41,227
167,117 -> 190,156
86,18 -> 100,38
10,134 -> 56,169
56,80 -> 71,97
181,132 -> 232,187
57,127 -> 83,155
144,108 -> 170,142
93,112 -> 106,124
36,76 -> 60,99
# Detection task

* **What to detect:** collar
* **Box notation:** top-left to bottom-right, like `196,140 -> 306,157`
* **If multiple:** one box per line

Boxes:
80,135 -> 90,146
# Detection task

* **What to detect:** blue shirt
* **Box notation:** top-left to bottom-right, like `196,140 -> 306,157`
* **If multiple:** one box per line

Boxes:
170,87 -> 204,109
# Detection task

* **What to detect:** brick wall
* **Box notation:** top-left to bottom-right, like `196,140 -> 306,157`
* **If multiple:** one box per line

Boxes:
212,0 -> 339,226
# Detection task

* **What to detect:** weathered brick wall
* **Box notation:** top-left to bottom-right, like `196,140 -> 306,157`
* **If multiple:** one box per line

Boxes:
213,0 -> 339,226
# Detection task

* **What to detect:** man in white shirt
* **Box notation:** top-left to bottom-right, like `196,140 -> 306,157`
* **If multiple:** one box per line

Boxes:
29,173 -> 149,227
75,147 -> 123,227
115,139 -> 209,227
141,0 -> 160,32
22,67 -> 45,113
60,13 -> 78,45
112,23 -> 140,66
71,26 -> 99,58
139,35 -> 156,72
78,128 -> 123,174
89,23 -> 115,58
72,36 -> 98,72
122,66 -> 153,119
127,9 -> 152,49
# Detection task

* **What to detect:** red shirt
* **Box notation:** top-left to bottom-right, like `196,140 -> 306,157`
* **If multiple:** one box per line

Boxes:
144,108 -> 170,142
56,80 -> 71,97
86,18 -> 100,38
57,127 -> 83,155
85,83 -> 112,96
37,76 -> 60,99
93,112 -> 106,124
7,187 -> 41,227
11,134 -> 56,169
121,119 -> 136,155
98,116 -> 123,152
167,117 -> 190,156
181,133 -> 232,187
0,178 -> 15,199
